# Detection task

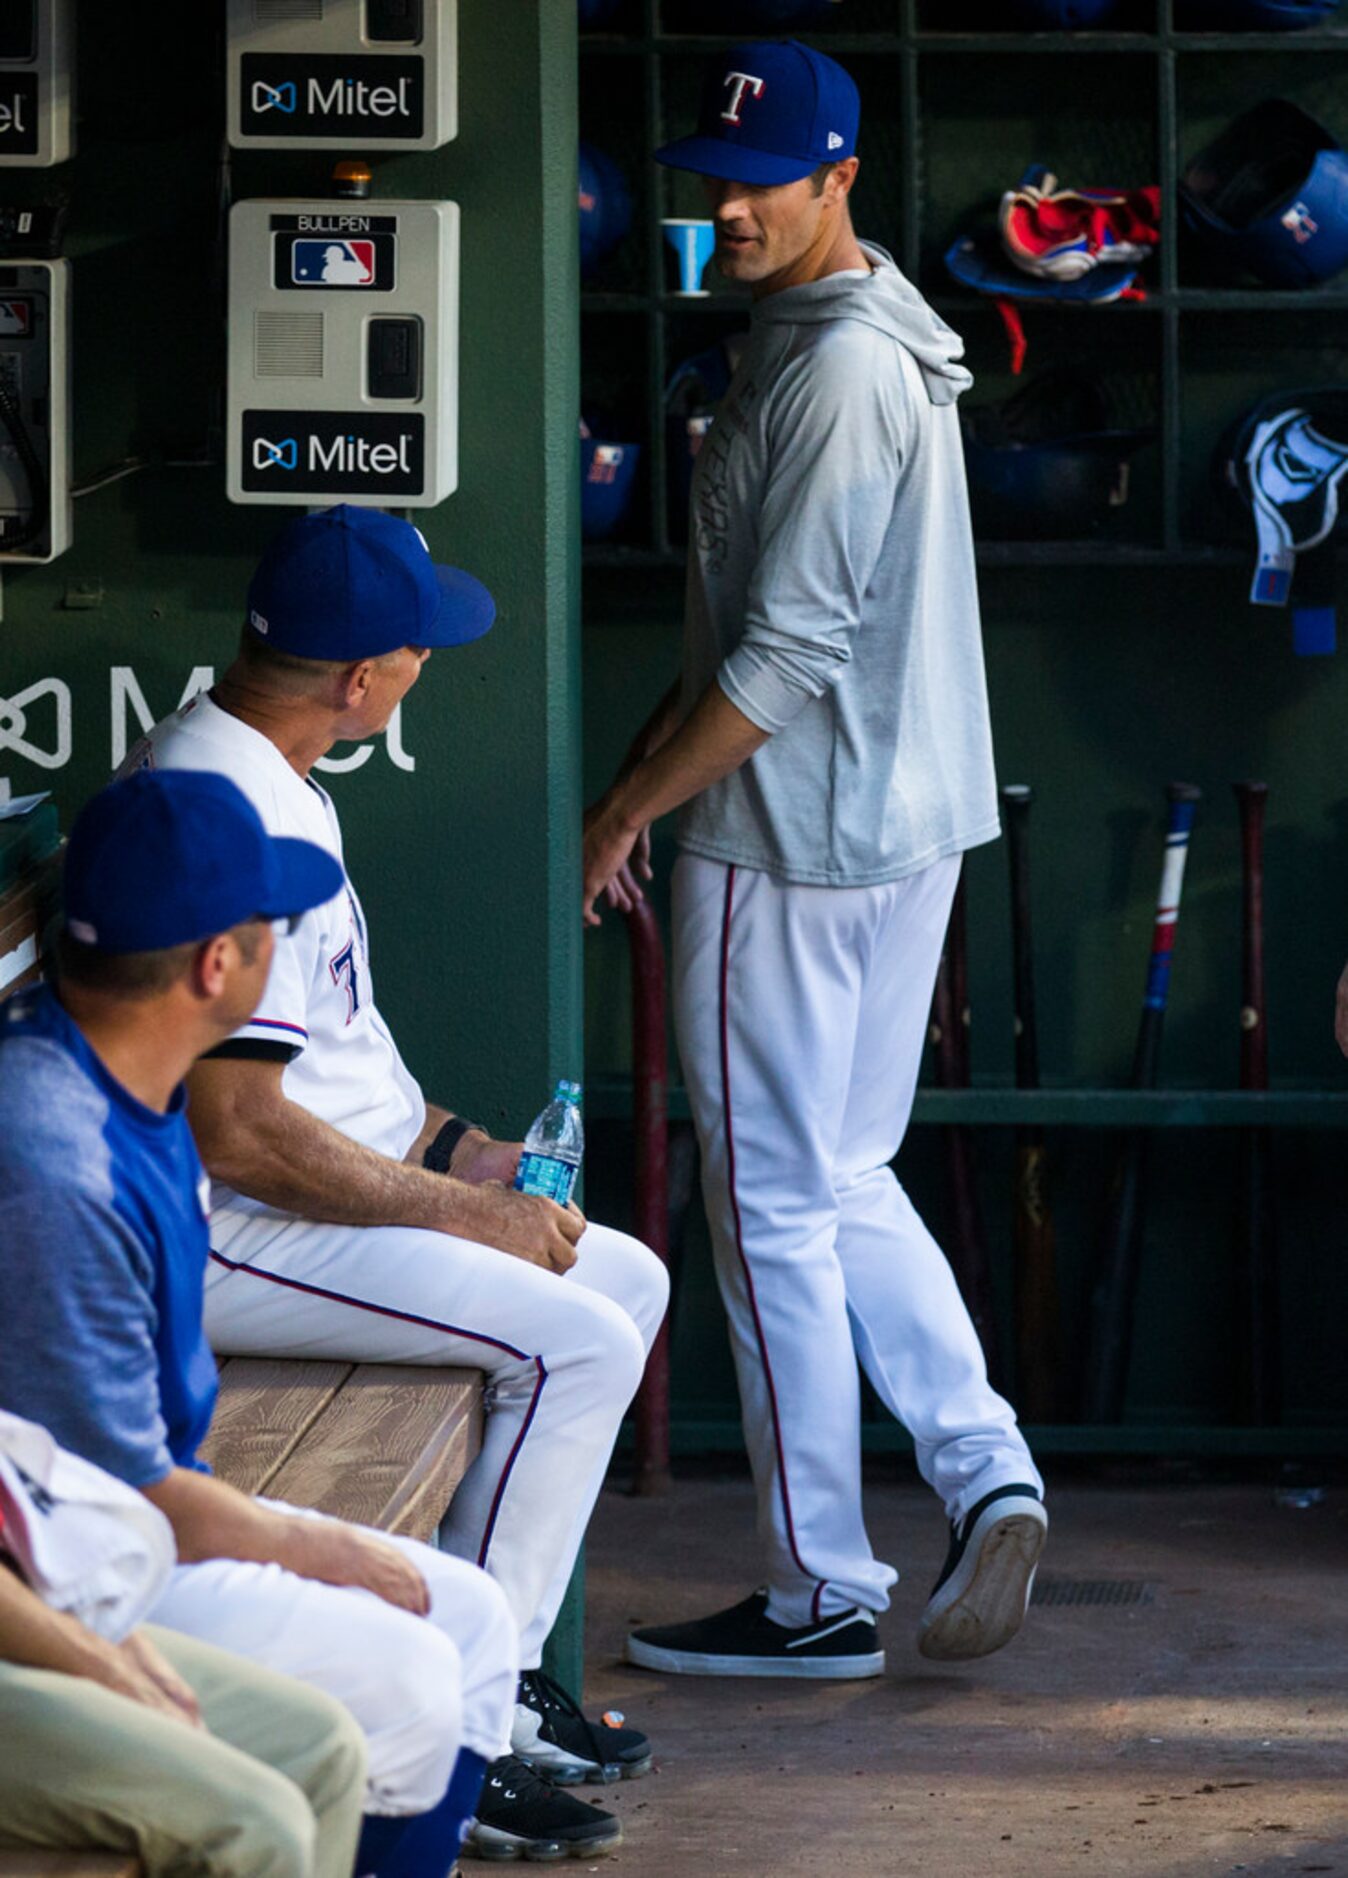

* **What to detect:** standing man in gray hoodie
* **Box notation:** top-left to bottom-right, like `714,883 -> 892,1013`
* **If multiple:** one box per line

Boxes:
582,39 -> 1046,1678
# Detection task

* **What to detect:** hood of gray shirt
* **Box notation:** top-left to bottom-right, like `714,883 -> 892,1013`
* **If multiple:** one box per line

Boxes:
750,242 -> 972,407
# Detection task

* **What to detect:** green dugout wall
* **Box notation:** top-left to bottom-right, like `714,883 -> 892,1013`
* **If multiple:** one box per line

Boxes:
0,0 -> 581,1128
0,2 -> 584,1676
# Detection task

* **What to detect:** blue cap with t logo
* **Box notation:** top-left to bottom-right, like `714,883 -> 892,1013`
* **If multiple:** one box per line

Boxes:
654,40 -> 860,187
63,770 -> 343,953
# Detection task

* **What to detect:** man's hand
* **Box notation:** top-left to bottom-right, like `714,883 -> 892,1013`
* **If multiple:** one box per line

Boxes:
583,796 -> 643,928
582,680 -> 770,928
116,1630 -> 204,1728
450,1132 -> 524,1186
77,1629 -> 206,1729
602,839 -> 654,917
1335,958 -> 1348,1056
454,1185 -> 586,1273
280,1519 -> 431,1617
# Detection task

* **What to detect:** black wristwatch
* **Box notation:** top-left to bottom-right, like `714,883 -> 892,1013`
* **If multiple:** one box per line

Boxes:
423,1116 -> 488,1175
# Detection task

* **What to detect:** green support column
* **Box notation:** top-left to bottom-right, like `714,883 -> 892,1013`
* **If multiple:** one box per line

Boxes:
424,0 -> 582,1697
426,0 -> 585,1695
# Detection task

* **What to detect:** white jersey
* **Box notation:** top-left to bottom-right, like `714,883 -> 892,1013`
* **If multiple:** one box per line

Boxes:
125,694 -> 425,1210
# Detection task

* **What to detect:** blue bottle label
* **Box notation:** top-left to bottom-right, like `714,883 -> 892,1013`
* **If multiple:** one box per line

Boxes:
515,1151 -> 577,1207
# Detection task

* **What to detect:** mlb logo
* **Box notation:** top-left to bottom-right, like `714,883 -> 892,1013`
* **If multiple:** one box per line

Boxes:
1281,201 -> 1318,245
0,299 -> 31,337
588,444 -> 625,485
291,239 -> 377,285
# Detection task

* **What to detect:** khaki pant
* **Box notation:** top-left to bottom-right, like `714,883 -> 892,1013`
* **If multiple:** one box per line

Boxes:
0,1625 -> 364,1878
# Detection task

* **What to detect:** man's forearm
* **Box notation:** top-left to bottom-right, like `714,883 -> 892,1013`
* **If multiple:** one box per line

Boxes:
191,1066 -> 508,1240
142,1467 -> 303,1568
607,678 -> 769,833
0,1564 -> 118,1679
619,680 -> 684,778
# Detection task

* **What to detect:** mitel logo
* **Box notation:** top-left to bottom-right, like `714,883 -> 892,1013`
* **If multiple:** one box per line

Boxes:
0,74 -> 36,154
254,436 -> 298,472
240,55 -> 424,141
252,80 -> 297,115
242,411 -> 425,497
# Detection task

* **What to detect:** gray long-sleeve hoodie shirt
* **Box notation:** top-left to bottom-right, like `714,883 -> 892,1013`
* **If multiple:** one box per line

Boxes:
676,242 -> 1000,888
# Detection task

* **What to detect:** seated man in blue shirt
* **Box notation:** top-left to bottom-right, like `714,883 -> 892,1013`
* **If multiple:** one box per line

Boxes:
0,769 -> 549,1876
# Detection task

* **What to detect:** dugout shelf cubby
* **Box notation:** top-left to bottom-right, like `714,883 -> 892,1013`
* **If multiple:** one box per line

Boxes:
579,2 -> 1348,1458
580,0 -> 1348,564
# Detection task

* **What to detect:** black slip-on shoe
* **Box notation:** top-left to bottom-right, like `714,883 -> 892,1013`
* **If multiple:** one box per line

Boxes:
626,1589 -> 885,1680
917,1483 -> 1048,1662
512,1669 -> 652,1785
464,1755 -> 622,1863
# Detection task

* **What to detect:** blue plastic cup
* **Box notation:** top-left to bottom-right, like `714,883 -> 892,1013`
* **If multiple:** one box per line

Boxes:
662,218 -> 717,296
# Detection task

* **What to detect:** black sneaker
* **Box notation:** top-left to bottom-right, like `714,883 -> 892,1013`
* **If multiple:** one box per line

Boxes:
512,1670 -> 652,1785
464,1756 -> 622,1863
917,1483 -> 1048,1662
626,1590 -> 884,1680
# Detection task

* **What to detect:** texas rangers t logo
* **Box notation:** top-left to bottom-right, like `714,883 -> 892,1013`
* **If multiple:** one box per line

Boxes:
721,71 -> 765,125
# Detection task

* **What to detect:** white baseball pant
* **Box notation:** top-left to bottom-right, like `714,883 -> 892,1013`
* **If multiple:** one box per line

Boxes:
202,1217 -> 669,1668
147,1504 -> 518,1816
673,851 -> 1042,1629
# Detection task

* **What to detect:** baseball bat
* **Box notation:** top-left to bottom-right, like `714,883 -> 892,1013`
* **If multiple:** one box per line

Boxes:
1233,781 -> 1280,1424
931,870 -> 1004,1390
1084,782 -> 1201,1423
1002,785 -> 1059,1423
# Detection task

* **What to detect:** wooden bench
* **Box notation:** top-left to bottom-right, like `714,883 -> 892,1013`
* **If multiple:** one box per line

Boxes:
0,1857 -> 139,1878
202,1357 -> 485,1541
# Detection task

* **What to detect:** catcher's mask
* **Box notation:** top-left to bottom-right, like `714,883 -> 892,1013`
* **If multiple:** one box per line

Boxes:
1219,390 -> 1348,624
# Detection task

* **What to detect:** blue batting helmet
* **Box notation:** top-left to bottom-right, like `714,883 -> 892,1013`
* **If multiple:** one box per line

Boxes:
578,142 -> 633,280
1002,0 -> 1125,24
580,419 -> 642,543
1180,101 -> 1348,288
960,371 -> 1154,539
1175,0 -> 1339,25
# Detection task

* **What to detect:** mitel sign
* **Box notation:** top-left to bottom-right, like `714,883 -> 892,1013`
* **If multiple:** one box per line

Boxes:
241,410 -> 425,497
240,54 -> 423,140
0,74 -> 37,156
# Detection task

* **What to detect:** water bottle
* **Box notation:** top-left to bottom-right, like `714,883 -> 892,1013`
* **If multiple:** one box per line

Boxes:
514,1079 -> 584,1208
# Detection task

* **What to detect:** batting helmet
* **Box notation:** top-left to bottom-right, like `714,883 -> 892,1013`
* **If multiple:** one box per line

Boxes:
581,418 -> 642,543
1175,0 -> 1339,26
1180,100 -> 1348,287
578,142 -> 633,280
664,0 -> 843,26
960,371 -> 1154,539
1002,0 -> 1126,24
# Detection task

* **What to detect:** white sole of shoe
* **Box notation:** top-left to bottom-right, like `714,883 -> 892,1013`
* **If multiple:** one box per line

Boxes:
625,1636 -> 885,1679
540,1752 -> 652,1786
917,1499 -> 1048,1662
463,1824 -> 622,1864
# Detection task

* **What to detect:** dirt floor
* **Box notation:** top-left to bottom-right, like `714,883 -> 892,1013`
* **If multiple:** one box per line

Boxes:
575,1471 -> 1348,1878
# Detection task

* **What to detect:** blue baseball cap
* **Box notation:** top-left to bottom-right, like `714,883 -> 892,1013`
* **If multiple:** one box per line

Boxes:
63,769 -> 344,954
654,40 -> 860,187
246,505 -> 496,661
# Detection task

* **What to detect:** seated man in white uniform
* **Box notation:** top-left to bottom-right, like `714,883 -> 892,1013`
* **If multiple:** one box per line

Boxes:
127,505 -> 669,1862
